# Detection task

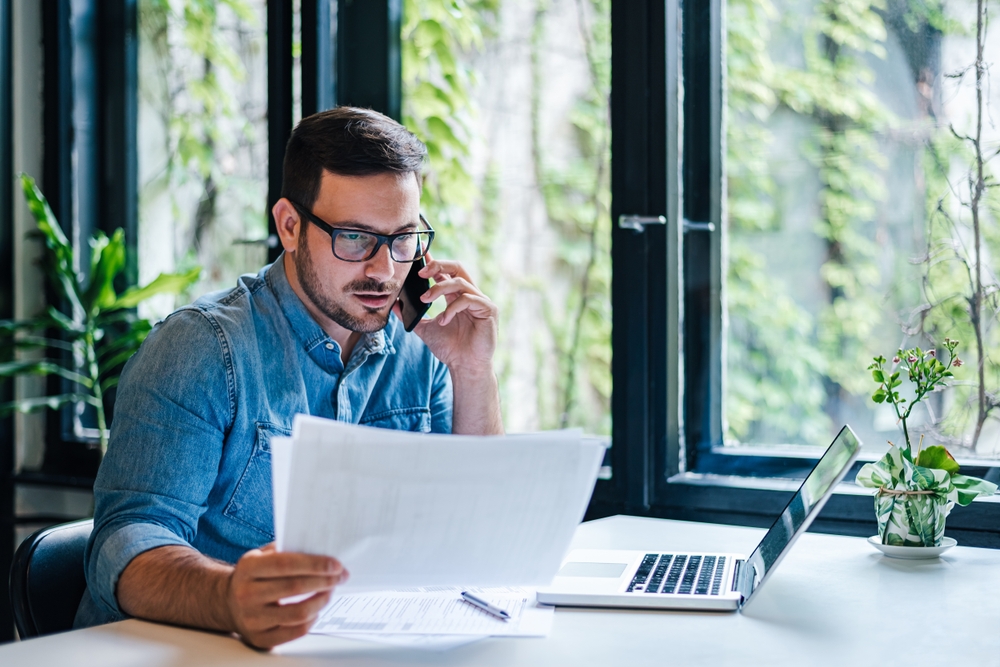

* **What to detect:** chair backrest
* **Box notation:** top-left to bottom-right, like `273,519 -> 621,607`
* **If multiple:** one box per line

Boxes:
9,518 -> 94,639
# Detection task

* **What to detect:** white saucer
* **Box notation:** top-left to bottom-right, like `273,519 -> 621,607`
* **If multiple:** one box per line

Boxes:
867,536 -> 957,559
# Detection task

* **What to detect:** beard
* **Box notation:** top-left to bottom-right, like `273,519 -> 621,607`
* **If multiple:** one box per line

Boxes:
294,237 -> 401,333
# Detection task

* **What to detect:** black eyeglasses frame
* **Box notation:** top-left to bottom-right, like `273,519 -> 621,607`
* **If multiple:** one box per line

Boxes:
288,200 -> 435,263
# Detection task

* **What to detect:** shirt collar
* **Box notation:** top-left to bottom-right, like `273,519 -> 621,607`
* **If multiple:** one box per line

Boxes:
265,254 -> 395,358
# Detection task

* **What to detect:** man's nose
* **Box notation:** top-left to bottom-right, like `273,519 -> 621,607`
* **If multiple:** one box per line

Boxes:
364,244 -> 396,282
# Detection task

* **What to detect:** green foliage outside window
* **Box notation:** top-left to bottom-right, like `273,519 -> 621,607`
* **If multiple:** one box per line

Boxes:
726,0 -> 1000,455
403,0 -> 613,434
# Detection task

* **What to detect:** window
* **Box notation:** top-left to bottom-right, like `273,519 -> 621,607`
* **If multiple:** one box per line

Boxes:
595,0 -> 1000,546
137,0 -> 270,318
721,0 -> 1000,465
401,0 -> 612,436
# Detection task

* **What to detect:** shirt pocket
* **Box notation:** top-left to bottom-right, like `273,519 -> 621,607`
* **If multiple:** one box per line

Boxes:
223,421 -> 290,540
360,406 -> 432,432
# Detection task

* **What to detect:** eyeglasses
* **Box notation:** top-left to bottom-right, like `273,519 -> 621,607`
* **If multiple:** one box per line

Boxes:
289,200 -> 435,263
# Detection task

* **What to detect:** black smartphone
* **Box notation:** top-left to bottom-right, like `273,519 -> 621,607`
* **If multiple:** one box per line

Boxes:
397,257 -> 431,332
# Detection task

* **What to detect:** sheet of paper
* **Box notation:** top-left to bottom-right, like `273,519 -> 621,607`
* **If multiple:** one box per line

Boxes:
309,587 -> 554,637
277,416 -> 605,591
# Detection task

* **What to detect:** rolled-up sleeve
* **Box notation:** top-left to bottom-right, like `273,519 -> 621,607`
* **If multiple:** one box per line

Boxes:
84,309 -> 234,618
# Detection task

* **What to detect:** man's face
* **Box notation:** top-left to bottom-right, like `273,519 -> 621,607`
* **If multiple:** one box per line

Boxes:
292,170 -> 422,334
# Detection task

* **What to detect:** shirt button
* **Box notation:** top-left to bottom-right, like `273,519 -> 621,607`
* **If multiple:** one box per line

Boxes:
325,343 -> 334,350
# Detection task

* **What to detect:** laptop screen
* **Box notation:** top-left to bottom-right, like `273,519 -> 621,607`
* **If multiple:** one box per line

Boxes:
737,425 -> 861,605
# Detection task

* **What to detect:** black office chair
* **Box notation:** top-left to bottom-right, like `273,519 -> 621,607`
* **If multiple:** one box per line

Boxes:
9,518 -> 94,638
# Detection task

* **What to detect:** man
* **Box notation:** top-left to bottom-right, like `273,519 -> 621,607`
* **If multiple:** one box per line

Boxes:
75,107 -> 503,649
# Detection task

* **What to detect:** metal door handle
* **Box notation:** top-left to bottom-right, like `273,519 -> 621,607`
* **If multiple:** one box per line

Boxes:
618,214 -> 666,232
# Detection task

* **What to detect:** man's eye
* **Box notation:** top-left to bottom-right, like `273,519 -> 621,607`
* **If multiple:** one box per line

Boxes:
342,233 -> 367,242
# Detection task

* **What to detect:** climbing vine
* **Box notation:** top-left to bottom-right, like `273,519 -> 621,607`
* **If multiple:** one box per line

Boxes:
138,0 -> 266,303
402,0 -> 612,433
727,0 -> 1000,457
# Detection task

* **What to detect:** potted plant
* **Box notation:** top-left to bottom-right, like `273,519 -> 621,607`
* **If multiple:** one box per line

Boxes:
0,174 -> 200,454
856,340 -> 997,547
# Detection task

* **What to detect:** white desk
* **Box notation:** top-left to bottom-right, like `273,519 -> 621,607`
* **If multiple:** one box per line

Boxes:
4,515 -> 999,666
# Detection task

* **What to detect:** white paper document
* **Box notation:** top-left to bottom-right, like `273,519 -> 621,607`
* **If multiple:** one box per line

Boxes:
310,587 -> 554,637
272,416 -> 605,592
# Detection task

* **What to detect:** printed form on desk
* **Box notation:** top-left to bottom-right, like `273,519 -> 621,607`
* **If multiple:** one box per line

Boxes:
269,417 -> 595,649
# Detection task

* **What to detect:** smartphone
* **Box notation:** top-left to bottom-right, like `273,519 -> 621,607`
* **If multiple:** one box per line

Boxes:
397,257 -> 431,332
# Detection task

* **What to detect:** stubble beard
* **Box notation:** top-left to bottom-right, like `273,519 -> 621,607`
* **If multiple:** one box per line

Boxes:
294,237 -> 400,333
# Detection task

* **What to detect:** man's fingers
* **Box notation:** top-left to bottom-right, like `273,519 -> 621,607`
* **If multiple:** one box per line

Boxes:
267,589 -> 333,627
420,276 -> 483,303
239,550 -> 343,579
243,621 -> 316,651
436,294 -> 497,326
238,589 -> 332,645
419,258 -> 470,282
245,574 -> 342,604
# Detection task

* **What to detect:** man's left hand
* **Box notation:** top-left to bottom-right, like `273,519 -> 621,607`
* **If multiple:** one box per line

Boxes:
405,257 -> 498,375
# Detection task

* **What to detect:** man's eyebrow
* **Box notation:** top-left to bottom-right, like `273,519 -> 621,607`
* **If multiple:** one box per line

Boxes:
333,219 -> 420,234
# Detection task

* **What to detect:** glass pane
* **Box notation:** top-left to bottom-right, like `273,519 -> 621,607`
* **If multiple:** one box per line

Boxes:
402,0 -> 612,435
137,0 -> 269,320
725,0 -> 1000,459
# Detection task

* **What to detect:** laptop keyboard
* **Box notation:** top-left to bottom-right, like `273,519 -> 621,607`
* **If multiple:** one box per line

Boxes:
626,554 -> 728,595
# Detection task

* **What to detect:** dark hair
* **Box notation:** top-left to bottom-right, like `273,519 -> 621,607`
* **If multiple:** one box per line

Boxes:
280,107 -> 427,208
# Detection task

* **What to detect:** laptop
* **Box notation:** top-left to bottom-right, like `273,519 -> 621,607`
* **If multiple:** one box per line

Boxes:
536,425 -> 861,611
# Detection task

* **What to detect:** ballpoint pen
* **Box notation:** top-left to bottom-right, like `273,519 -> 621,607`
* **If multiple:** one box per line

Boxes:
460,591 -> 511,621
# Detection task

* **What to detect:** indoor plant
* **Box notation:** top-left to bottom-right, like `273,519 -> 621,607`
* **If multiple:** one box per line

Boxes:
856,340 -> 997,546
0,174 -> 200,453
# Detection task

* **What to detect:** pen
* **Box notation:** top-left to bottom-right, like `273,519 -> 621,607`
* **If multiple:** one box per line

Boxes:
460,591 -> 511,621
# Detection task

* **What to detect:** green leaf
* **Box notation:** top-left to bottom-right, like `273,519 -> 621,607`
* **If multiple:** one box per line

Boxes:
915,445 -> 960,476
871,389 -> 886,403
46,306 -> 84,333
20,174 -> 84,317
0,393 -> 101,415
10,335 -> 76,352
83,228 -> 127,315
872,369 -> 884,382
108,267 -> 201,311
0,359 -> 93,387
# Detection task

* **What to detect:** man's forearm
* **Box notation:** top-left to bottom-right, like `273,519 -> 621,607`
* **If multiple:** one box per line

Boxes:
450,367 -> 504,435
117,545 -> 235,632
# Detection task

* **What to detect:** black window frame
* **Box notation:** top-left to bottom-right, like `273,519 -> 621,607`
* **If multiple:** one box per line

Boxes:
587,0 -> 1000,549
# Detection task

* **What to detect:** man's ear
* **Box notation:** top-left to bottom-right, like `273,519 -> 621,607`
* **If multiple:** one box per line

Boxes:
273,198 -> 303,252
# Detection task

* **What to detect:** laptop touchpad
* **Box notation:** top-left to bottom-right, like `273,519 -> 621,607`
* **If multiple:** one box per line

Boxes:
558,562 -> 628,578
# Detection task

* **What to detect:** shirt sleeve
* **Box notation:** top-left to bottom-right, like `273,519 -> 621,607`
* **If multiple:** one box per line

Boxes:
83,308 -> 234,619
429,356 -> 453,434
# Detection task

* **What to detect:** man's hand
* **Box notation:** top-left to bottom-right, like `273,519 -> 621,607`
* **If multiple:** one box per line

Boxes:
225,544 -> 346,649
117,543 -> 347,651
407,257 -> 499,375
395,256 -> 504,435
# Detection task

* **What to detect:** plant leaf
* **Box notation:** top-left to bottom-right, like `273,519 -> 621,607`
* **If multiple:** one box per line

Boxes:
108,267 -> 201,311
0,393 -> 101,415
0,359 -> 93,387
20,174 -> 84,318
915,445 -> 960,476
83,228 -> 126,315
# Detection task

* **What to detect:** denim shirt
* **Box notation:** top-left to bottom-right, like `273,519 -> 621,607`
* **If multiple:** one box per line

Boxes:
75,257 -> 453,627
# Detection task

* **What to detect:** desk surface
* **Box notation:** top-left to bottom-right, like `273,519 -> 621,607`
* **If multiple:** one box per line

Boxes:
4,515 -> 999,666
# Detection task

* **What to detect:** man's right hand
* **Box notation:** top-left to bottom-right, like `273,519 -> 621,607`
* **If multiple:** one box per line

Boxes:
117,543 -> 347,651
225,543 -> 346,649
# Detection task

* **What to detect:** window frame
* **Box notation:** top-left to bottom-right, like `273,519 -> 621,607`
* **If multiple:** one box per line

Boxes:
588,0 -> 1000,549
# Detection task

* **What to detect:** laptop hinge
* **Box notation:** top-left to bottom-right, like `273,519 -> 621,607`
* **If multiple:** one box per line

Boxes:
733,559 -> 746,601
